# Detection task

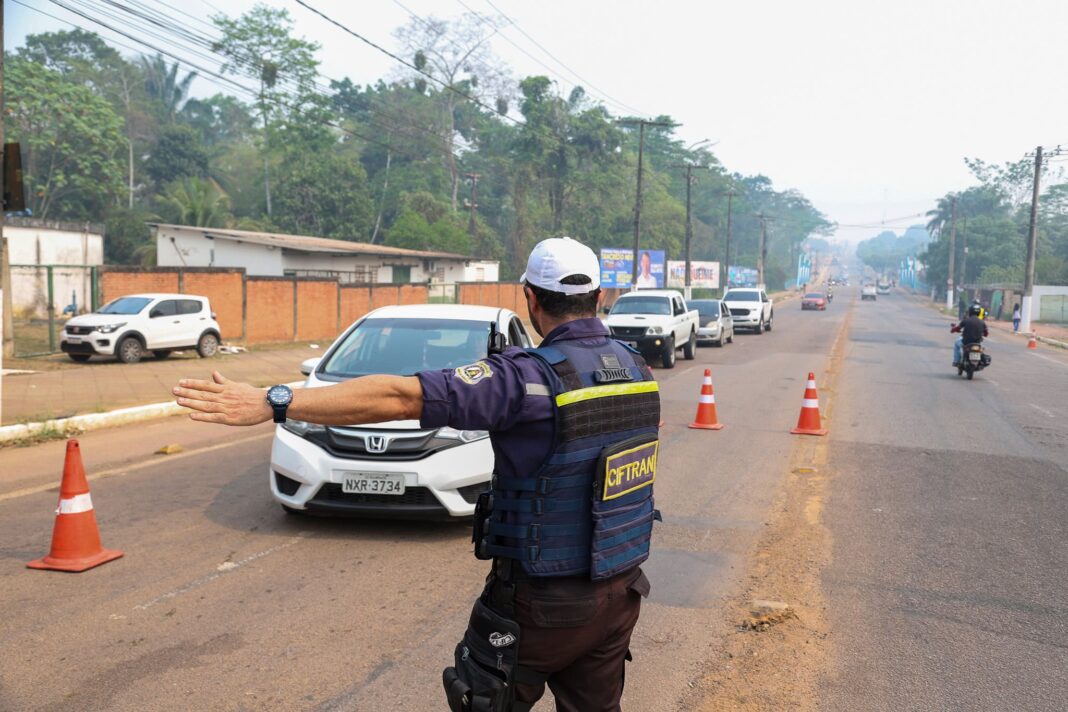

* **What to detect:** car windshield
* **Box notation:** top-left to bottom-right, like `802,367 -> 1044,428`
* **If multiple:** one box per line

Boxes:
610,297 -> 670,315
805,293 -> 824,299
724,291 -> 759,302
320,318 -> 491,378
691,301 -> 720,317
97,297 -> 151,315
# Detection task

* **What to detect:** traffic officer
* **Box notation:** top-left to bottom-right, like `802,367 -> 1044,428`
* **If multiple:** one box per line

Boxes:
173,236 -> 660,712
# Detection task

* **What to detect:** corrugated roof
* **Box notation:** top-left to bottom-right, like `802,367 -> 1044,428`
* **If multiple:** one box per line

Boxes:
151,223 -> 471,260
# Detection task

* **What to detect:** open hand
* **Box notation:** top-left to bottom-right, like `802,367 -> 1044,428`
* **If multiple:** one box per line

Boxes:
173,371 -> 272,426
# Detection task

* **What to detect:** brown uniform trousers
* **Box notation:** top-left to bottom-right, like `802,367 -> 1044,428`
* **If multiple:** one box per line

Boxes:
485,566 -> 650,712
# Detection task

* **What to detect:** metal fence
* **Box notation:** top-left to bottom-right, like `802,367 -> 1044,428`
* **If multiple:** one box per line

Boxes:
10,264 -> 100,356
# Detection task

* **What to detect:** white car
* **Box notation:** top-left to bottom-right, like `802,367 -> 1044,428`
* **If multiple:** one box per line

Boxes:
61,293 -> 221,363
270,304 -> 534,519
862,284 -> 878,301
690,299 -> 734,346
722,288 -> 774,333
604,290 -> 700,368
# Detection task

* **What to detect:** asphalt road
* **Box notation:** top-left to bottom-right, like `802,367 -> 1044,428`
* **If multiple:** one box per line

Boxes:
3,288 -> 1065,711
818,290 -> 1068,711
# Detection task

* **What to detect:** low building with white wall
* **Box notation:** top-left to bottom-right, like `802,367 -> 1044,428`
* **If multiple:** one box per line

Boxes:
6,218 -> 103,317
152,223 -> 498,284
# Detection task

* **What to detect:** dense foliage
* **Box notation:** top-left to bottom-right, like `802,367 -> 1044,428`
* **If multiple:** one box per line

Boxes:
6,7 -> 831,279
858,157 -> 1068,288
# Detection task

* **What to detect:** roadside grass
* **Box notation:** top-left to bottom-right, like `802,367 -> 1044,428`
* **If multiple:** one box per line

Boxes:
1,422 -> 81,449
12,318 -> 62,358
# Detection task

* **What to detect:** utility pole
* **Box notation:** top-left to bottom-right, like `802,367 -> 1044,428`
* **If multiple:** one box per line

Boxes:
617,119 -> 675,290
755,213 -> 775,288
1020,145 -> 1063,333
723,188 -> 735,292
672,162 -> 707,300
945,196 -> 956,312
464,172 -> 480,237
1,0 -> 12,361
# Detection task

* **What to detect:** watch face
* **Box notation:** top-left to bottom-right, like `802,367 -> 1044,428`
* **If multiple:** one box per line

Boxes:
267,385 -> 293,406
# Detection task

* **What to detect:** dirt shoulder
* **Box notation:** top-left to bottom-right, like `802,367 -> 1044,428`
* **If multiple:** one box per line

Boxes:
683,296 -> 854,711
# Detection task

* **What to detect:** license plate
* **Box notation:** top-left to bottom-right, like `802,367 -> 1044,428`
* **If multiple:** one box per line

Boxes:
341,472 -> 406,495
968,352 -> 981,362
66,336 -> 82,343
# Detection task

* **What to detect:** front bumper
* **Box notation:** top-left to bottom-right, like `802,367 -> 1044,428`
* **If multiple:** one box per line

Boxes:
729,312 -> 761,327
696,325 -> 722,341
269,426 -> 491,519
60,333 -> 115,355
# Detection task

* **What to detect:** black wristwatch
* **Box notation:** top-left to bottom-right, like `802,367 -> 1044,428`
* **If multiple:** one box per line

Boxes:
266,384 -> 294,423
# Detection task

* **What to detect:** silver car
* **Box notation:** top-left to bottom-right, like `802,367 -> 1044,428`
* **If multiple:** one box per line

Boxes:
691,299 -> 734,347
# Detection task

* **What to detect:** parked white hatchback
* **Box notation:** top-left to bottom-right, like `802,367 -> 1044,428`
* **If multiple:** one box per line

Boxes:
61,293 -> 221,363
269,303 -> 534,519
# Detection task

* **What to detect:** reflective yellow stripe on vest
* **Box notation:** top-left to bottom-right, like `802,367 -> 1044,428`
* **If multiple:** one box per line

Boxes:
554,381 -> 659,407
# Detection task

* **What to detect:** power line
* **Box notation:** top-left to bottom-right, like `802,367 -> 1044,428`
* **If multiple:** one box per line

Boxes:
481,0 -> 648,117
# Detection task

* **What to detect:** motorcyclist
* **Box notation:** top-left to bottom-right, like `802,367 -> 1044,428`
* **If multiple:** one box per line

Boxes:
971,299 -> 987,320
952,304 -> 988,367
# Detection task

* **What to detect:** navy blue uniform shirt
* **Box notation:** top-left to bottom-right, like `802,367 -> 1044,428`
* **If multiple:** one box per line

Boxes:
417,317 -> 612,478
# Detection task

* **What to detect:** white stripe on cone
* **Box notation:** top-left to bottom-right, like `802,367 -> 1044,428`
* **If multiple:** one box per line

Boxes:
699,395 -> 716,404
807,380 -> 817,388
56,493 -> 93,515
802,399 -> 820,409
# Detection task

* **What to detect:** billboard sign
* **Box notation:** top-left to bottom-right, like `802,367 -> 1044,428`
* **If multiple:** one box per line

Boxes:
727,266 -> 758,288
666,261 -> 720,289
600,248 -> 665,289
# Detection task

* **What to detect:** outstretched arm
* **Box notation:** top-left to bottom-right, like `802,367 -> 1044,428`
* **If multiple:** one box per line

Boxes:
173,371 -> 423,426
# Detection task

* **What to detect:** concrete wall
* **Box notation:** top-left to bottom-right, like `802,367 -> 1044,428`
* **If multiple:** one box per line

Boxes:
7,222 -> 104,317
156,226 -> 284,276
1035,285 -> 1068,323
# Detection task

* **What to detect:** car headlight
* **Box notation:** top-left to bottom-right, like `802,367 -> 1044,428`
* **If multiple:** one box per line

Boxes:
438,426 -> 489,443
93,322 -> 126,334
646,326 -> 663,335
282,419 -> 325,437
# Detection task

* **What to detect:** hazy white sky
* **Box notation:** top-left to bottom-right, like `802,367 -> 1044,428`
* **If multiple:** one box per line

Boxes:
9,0 -> 1068,244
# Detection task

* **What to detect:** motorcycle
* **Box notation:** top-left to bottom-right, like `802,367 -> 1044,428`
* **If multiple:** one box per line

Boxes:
957,342 -> 991,380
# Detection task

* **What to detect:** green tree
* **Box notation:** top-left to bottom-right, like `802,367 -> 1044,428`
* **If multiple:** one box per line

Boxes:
272,150 -> 374,238
156,177 -> 232,227
145,125 -> 210,187
104,207 -> 157,264
4,56 -> 125,219
139,53 -> 197,120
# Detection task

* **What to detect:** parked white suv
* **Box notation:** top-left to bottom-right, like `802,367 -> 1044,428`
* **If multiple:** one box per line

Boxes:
604,290 -> 700,368
270,304 -> 534,519
61,293 -> 221,363
722,288 -> 774,333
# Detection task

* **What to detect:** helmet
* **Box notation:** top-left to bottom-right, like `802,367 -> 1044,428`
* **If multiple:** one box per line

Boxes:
968,304 -> 982,316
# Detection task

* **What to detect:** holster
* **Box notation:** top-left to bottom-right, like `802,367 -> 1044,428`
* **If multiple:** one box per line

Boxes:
443,598 -> 521,712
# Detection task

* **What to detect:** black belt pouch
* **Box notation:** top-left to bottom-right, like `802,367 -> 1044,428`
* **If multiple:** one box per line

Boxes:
443,598 -> 520,712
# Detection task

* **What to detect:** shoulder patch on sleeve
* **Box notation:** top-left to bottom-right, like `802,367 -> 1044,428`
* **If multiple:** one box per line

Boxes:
455,361 -> 494,385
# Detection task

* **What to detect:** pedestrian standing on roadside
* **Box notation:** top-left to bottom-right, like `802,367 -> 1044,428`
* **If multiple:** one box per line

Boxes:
173,236 -> 660,712
1013,303 -> 1021,332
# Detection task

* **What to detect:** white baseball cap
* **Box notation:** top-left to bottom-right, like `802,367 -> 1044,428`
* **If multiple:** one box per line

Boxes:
520,237 -> 601,295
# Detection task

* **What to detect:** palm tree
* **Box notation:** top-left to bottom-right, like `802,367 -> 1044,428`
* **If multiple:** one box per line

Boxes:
140,54 -> 197,119
160,177 -> 232,227
926,194 -> 956,237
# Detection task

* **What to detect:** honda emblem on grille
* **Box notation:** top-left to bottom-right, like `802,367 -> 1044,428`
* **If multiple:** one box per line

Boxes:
365,435 -> 389,453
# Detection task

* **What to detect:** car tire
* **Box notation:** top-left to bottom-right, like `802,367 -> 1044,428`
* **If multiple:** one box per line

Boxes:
68,353 -> 91,363
280,504 -> 307,516
661,336 -> 676,369
197,332 -> 219,358
755,319 -> 765,335
683,330 -> 696,360
117,336 -> 143,364
714,335 -> 723,347
727,330 -> 734,344
153,349 -> 172,360
766,313 -> 774,331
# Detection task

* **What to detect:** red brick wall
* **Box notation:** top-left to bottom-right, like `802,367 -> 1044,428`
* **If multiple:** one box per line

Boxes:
246,279 -> 295,343
183,271 -> 243,341
101,270 -> 180,303
296,280 -> 339,341
458,282 -> 523,312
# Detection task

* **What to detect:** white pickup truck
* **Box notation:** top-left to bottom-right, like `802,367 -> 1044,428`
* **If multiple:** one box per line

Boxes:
722,287 -> 775,333
604,289 -> 700,368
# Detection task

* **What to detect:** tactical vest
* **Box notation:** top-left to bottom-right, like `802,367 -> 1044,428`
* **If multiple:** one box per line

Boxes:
476,337 -> 661,580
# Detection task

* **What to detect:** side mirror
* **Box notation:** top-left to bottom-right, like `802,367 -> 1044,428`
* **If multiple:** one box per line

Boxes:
300,357 -> 322,376
602,305 -> 611,315
149,308 -> 162,318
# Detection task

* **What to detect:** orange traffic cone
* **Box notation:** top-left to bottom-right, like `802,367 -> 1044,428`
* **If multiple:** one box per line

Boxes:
1028,332 -> 1037,349
27,440 -> 123,573
791,372 -> 828,436
688,369 -> 725,430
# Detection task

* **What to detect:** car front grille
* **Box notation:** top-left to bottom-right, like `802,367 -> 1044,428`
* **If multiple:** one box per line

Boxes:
610,326 -> 647,338
66,325 -> 94,335
729,308 -> 750,317
304,427 -> 462,461
458,482 -> 487,504
61,342 -> 96,354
